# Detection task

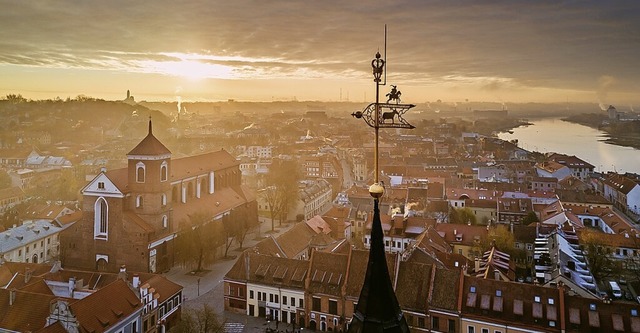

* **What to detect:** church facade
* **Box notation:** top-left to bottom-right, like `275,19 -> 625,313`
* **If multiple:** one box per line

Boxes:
63,120 -> 257,273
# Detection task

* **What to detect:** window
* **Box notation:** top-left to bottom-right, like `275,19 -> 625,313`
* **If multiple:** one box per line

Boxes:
250,290 -> 254,299
299,298 -> 304,308
534,296 -> 541,303
482,329 -> 489,333
448,319 -> 455,333
418,317 -> 425,328
270,294 -> 274,302
470,286 -> 476,293
526,244 -> 533,250
161,194 -> 167,206
161,162 -> 168,182
291,297 -> 295,307
162,216 -> 168,229
431,316 -> 439,330
98,182 -> 105,189
589,303 -> 596,311
275,295 -> 279,303
548,298 -> 554,305
136,163 -> 145,182
312,297 -> 321,311
283,297 -> 287,305
468,326 -> 475,333
329,300 -> 337,315
496,290 -> 502,297
94,197 -> 108,239
136,195 -> 144,208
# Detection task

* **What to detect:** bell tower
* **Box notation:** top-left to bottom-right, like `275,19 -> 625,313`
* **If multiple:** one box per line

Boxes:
126,118 -> 172,231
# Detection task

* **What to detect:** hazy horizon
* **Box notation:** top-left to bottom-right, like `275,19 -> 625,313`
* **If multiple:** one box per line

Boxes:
2,1 -> 640,105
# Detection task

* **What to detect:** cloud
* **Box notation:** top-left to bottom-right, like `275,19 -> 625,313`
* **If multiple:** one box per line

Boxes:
1,0 -> 640,101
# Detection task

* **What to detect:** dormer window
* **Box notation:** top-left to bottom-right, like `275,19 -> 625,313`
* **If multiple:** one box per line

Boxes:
98,182 -> 105,189
136,162 -> 146,183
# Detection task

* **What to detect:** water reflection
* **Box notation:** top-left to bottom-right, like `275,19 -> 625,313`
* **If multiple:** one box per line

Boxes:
497,118 -> 640,174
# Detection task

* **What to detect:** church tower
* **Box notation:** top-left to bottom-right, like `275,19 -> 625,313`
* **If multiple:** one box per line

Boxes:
126,118 -> 172,232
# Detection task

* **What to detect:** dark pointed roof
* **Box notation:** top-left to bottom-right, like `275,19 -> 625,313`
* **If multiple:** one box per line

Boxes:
127,119 -> 171,156
348,198 -> 409,333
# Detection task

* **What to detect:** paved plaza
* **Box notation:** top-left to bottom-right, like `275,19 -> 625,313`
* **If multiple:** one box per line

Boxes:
163,218 -> 303,332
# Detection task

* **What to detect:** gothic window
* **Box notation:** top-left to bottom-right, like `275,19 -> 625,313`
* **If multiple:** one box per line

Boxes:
94,197 -> 108,239
136,162 -> 146,183
161,193 -> 167,207
162,215 -> 168,228
161,161 -> 168,182
136,195 -> 144,208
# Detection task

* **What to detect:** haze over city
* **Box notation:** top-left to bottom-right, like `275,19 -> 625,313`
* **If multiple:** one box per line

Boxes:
2,1 -> 640,105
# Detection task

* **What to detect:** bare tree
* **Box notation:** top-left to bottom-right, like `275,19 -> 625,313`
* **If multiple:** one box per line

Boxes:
174,212 -> 218,272
263,159 -> 301,230
169,304 -> 223,333
580,228 -> 617,282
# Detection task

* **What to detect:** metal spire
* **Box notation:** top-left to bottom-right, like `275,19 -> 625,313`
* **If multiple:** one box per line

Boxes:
348,29 -> 414,333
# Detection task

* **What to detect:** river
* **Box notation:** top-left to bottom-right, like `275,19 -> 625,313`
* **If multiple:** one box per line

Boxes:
497,117 -> 640,174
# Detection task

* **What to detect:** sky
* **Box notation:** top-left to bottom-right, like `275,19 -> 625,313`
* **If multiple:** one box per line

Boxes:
1,1 -> 640,105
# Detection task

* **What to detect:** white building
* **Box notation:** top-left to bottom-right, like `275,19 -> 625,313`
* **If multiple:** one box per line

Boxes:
296,179 -> 333,221
0,220 -> 63,264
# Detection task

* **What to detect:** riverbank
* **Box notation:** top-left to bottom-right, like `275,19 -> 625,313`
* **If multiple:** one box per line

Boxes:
562,114 -> 640,150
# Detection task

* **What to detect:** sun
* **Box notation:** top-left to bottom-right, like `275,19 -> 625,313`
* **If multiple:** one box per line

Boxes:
138,54 -> 234,80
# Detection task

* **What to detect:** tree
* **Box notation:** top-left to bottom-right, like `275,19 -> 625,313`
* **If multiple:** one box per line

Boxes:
580,228 -> 617,282
0,170 -> 12,190
522,211 -> 539,225
174,212 -> 218,272
263,159 -> 300,230
169,304 -> 223,333
480,225 -> 517,256
456,207 -> 477,225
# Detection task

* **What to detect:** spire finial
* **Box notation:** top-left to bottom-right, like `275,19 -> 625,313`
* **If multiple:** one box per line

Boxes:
148,116 -> 152,135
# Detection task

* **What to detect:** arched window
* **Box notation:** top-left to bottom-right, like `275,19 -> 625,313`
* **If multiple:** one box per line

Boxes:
161,161 -> 168,182
94,197 -> 108,239
136,162 -> 146,183
136,195 -> 144,208
161,193 -> 167,207
172,186 -> 179,203
162,215 -> 168,229
188,182 -> 194,198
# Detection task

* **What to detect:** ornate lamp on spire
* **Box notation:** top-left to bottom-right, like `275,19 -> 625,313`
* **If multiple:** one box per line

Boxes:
348,47 -> 414,333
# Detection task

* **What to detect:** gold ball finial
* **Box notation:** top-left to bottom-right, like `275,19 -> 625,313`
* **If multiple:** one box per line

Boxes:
369,183 -> 385,198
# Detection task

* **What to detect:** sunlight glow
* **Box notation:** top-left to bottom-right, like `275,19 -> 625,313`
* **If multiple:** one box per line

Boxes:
137,57 -> 234,80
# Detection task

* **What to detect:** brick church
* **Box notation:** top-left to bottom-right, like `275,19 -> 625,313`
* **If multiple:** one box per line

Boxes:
63,119 -> 257,273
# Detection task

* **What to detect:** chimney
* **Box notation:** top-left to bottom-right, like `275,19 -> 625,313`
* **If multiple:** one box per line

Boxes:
133,274 -> 140,288
118,265 -> 127,280
69,277 -> 76,297
24,269 -> 32,284
9,289 -> 16,306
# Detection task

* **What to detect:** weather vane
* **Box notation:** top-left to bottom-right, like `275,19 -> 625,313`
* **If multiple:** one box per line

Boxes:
351,32 -> 415,193
347,27 -> 412,333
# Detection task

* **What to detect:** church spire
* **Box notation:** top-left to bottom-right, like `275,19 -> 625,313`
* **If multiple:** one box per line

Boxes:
347,32 -> 412,333
148,116 -> 152,135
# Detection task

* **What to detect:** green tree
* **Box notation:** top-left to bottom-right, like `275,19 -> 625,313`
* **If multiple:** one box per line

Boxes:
169,304 -> 223,333
449,207 -> 477,225
522,211 -> 539,225
480,225 -> 517,256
